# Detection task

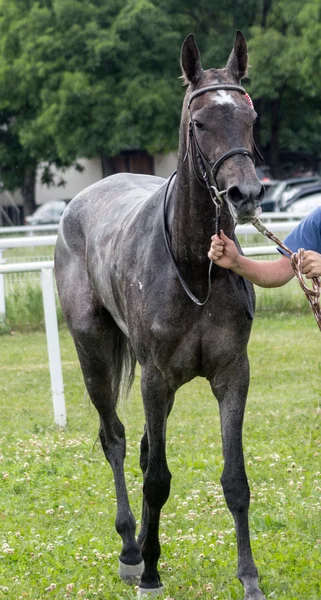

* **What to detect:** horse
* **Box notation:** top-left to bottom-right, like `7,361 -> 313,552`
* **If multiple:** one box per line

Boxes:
55,31 -> 266,599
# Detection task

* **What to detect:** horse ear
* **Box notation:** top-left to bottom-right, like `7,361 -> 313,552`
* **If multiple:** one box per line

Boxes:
226,30 -> 248,81
180,34 -> 204,85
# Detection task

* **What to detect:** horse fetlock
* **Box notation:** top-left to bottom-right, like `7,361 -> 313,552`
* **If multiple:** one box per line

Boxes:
239,574 -> 265,600
115,510 -> 136,537
243,588 -> 266,600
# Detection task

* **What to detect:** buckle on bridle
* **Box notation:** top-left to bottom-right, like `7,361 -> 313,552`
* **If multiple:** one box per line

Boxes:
209,186 -> 226,207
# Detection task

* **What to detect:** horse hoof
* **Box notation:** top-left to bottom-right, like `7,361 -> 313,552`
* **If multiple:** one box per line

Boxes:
137,585 -> 164,597
118,559 -> 145,584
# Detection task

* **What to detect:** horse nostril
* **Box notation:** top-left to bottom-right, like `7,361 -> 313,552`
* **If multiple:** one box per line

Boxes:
228,186 -> 243,204
227,183 -> 265,206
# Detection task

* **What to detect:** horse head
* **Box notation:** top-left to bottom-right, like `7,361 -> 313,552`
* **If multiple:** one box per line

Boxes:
180,32 -> 264,224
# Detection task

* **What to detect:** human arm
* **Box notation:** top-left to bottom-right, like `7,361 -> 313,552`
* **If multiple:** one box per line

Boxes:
208,230 -> 294,288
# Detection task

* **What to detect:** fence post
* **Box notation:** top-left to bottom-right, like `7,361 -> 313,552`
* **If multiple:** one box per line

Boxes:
40,267 -> 67,427
0,250 -> 6,317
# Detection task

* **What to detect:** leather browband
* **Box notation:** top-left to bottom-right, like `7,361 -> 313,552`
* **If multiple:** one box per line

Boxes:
188,84 -> 246,108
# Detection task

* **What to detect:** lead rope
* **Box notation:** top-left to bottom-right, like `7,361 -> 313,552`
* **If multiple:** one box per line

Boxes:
251,216 -> 321,332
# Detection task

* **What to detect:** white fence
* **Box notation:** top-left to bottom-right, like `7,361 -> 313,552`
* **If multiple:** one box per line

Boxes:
0,260 -> 66,428
0,224 -> 59,235
0,214 -> 308,426
0,211 -> 309,238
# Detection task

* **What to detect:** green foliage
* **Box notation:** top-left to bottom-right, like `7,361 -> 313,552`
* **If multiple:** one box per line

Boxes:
5,285 -> 45,329
248,0 -> 321,166
0,0 -> 320,198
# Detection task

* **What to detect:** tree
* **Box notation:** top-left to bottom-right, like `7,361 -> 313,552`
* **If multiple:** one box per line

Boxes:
248,0 -> 321,177
15,0 -> 184,172
1,0 -> 320,213
0,0 -> 78,214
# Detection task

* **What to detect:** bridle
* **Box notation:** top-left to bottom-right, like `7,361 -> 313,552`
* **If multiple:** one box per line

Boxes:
186,83 -> 262,236
163,83 -> 262,307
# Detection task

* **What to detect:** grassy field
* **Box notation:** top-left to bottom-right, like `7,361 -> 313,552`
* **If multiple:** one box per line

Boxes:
0,314 -> 321,599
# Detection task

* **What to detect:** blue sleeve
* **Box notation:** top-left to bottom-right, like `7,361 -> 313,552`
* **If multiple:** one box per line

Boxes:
278,206 -> 321,256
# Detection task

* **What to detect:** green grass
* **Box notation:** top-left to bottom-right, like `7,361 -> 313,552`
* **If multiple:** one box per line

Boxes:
0,314 -> 321,599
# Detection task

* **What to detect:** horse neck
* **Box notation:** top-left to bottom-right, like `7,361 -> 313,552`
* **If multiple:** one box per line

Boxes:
171,156 -> 234,271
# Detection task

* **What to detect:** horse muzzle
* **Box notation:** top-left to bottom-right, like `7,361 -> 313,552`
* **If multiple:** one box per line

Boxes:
226,181 -> 265,224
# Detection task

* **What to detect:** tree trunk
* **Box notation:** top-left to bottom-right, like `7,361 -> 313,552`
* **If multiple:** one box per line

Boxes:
262,0 -> 273,28
21,164 -> 37,216
101,155 -> 114,178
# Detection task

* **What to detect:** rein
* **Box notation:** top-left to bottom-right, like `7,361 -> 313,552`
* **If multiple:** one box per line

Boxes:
252,217 -> 321,332
162,171 -> 214,306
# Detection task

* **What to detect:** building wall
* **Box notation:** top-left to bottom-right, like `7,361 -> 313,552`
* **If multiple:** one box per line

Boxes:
35,153 -> 177,205
36,158 -> 103,205
154,152 -> 177,178
1,152 -> 178,212
0,189 -> 23,208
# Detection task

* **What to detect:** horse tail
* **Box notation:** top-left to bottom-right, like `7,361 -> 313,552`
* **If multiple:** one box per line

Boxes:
113,331 -> 137,405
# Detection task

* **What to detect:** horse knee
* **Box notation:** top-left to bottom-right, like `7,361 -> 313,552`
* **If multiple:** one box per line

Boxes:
221,472 -> 250,512
99,424 -> 126,464
144,467 -> 172,509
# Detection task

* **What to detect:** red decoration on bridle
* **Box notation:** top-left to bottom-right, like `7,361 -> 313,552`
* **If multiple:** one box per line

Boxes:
245,93 -> 254,109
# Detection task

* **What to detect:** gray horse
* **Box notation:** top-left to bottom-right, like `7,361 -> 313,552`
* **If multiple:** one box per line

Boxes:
55,32 -> 266,599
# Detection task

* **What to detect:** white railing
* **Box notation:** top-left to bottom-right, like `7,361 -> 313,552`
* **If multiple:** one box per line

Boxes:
0,235 -> 57,249
0,220 -> 299,251
0,224 -> 59,235
0,260 -> 66,428
0,219 -> 299,317
0,211 -> 310,238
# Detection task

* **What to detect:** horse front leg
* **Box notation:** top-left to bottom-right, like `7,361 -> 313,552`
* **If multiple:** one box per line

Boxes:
211,355 -> 266,600
138,367 -> 174,596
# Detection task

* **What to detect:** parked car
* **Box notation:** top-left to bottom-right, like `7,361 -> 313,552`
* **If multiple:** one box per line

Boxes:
25,200 -> 68,226
285,184 -> 321,213
260,176 -> 321,212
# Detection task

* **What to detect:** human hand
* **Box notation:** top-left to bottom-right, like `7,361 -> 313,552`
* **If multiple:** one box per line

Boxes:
208,230 -> 240,269
301,250 -> 321,279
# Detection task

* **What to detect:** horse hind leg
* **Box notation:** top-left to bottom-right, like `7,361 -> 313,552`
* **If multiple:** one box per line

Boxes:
69,303 -> 143,583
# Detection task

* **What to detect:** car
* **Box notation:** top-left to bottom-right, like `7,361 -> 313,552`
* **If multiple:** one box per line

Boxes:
25,200 -> 69,226
285,184 -> 321,213
260,176 -> 321,212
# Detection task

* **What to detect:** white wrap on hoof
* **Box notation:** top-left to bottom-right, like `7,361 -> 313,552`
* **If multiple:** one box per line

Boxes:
138,585 -> 164,597
118,559 -> 144,583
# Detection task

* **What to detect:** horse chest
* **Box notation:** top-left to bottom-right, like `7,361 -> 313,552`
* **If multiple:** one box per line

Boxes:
138,307 -> 249,386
